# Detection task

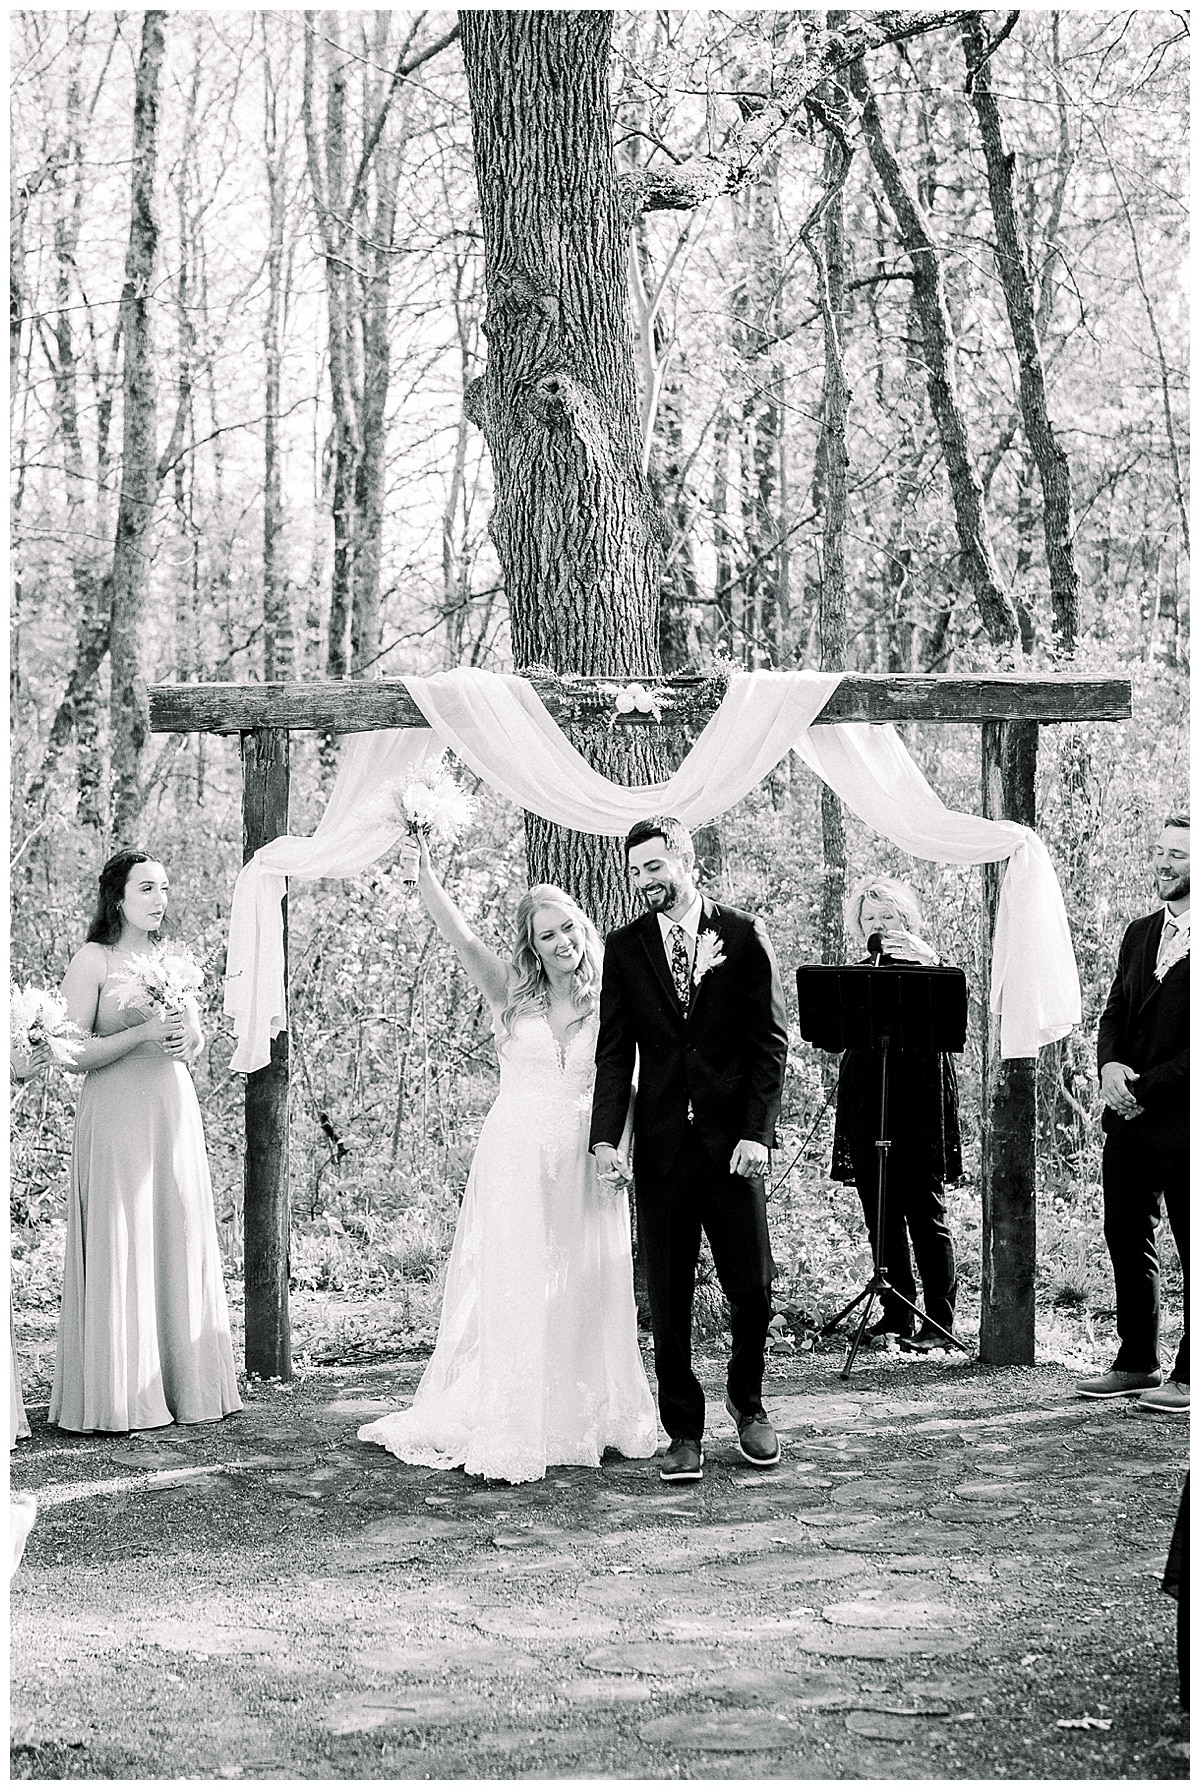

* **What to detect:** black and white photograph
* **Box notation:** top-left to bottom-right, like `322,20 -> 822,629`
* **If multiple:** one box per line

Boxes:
9,5 -> 1189,1780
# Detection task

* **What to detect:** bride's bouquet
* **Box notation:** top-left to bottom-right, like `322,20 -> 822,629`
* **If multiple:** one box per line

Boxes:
391,760 -> 474,880
9,983 -> 83,1064
109,943 -> 206,1017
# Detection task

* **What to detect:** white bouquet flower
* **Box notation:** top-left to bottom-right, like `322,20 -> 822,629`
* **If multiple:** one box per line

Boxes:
9,983 -> 83,1064
392,760 -> 475,881
109,943 -> 206,1017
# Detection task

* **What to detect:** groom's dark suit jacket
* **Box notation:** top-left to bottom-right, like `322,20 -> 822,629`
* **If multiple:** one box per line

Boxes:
1097,907 -> 1189,1154
589,898 -> 789,1182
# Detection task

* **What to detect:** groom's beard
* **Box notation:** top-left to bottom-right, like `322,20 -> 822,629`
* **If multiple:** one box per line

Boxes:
638,876 -> 681,911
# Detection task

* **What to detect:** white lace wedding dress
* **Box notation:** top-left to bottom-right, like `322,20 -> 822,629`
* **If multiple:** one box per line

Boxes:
358,1009 -> 659,1483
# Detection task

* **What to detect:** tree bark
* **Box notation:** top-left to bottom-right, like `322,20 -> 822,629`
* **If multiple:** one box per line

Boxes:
303,13 -> 358,682
629,213 -> 697,674
350,66 -> 402,677
732,149 -> 788,669
801,89 -> 854,975
303,14 -> 456,685
711,407 -> 735,658
460,10 -> 669,928
261,13 -> 294,682
28,58 -> 109,829
849,55 -> 1021,651
962,16 -> 1080,656
109,10 -> 167,840
441,250 -> 477,664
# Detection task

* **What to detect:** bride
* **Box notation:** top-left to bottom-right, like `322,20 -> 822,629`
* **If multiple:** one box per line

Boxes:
358,835 -> 658,1484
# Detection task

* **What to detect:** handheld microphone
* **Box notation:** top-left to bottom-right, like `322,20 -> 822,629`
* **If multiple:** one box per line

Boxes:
866,931 -> 884,965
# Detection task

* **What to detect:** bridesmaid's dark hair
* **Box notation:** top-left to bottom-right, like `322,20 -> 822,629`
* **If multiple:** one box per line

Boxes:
86,849 -> 158,946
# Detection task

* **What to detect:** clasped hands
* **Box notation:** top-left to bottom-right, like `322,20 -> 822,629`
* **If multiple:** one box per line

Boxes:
147,1009 -> 203,1062
594,1137 -> 768,1188
1100,1061 -> 1143,1121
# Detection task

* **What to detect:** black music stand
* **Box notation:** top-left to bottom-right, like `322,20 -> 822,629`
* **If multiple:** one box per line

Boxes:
795,961 -> 970,1379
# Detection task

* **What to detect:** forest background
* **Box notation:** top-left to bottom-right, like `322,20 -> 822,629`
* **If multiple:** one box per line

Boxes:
10,9 -> 1188,1369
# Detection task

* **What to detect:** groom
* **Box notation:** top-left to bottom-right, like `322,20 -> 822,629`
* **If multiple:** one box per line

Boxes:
590,817 -> 789,1482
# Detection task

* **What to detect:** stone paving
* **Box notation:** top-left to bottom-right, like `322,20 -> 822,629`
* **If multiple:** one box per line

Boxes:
9,1352 -> 1189,1779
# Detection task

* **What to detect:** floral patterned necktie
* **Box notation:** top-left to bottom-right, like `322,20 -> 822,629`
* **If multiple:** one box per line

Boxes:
669,923 -> 692,1010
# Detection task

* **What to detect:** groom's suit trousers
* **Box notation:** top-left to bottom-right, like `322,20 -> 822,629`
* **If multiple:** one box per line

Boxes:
635,1125 -> 774,1443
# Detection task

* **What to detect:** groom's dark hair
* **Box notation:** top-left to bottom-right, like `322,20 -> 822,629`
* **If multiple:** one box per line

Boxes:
624,816 -> 694,863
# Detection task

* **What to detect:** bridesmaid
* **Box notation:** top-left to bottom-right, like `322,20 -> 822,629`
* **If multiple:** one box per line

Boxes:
50,849 -> 242,1433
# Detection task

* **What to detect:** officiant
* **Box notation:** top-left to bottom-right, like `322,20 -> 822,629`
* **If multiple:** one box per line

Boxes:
829,875 -> 962,1352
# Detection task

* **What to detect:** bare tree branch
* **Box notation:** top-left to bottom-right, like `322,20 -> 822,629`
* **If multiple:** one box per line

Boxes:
620,11 -> 975,215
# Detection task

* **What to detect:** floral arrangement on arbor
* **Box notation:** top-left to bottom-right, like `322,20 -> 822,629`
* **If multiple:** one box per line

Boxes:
608,681 -> 665,723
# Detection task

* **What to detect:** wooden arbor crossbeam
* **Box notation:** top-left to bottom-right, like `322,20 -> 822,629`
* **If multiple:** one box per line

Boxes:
148,672 -> 1131,733
147,672 -> 1132,1377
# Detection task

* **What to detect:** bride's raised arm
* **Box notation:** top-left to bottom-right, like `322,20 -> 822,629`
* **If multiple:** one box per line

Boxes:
400,833 -> 510,1010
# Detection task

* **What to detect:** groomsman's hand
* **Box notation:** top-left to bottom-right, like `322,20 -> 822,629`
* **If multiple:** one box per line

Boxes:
730,1138 -> 768,1180
1100,1061 -> 1141,1118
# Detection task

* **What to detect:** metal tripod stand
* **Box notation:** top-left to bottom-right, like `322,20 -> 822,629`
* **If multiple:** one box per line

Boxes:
820,1029 -> 967,1380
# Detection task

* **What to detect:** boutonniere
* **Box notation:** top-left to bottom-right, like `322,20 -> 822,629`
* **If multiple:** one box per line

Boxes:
1156,932 -> 1189,982
693,931 -> 727,987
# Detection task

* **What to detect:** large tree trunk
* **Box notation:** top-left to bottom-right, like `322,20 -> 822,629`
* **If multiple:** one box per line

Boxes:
460,10 -> 669,928
962,16 -> 1080,657
849,54 -> 1020,652
109,10 -> 167,841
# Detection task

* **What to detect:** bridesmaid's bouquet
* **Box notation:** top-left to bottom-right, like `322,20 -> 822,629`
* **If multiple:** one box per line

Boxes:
109,943 -> 206,1017
391,761 -> 474,880
9,983 -> 83,1064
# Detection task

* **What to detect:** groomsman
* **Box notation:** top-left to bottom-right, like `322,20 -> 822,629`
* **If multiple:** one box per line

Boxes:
1077,814 -> 1190,1412
590,817 -> 789,1481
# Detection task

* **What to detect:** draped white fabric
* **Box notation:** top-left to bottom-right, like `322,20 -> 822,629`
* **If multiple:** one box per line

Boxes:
224,667 -> 1080,1071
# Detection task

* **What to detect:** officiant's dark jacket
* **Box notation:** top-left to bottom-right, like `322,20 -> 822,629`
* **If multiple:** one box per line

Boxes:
1097,908 -> 1189,1154
589,898 -> 789,1181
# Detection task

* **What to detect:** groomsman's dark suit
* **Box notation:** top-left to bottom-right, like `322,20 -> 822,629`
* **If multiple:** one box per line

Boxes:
1097,907 -> 1190,1381
590,899 -> 789,1443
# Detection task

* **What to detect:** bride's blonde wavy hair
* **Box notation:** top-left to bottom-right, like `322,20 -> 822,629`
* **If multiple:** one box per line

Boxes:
499,884 -> 604,1039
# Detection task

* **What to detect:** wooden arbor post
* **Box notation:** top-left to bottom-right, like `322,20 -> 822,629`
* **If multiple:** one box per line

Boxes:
240,727 -> 291,1379
149,672 -> 1130,1378
979,718 -> 1039,1364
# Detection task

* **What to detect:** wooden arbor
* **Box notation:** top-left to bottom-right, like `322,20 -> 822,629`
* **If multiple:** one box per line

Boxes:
148,671 -> 1131,1377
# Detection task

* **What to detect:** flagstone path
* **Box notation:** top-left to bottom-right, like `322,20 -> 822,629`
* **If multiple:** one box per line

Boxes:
10,1350 -> 1188,1780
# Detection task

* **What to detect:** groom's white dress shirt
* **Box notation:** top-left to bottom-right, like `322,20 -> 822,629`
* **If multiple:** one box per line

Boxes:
658,892 -> 704,971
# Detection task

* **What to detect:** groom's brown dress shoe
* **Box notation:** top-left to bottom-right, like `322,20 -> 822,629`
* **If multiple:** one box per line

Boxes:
659,1439 -> 704,1481
725,1396 -> 781,1466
